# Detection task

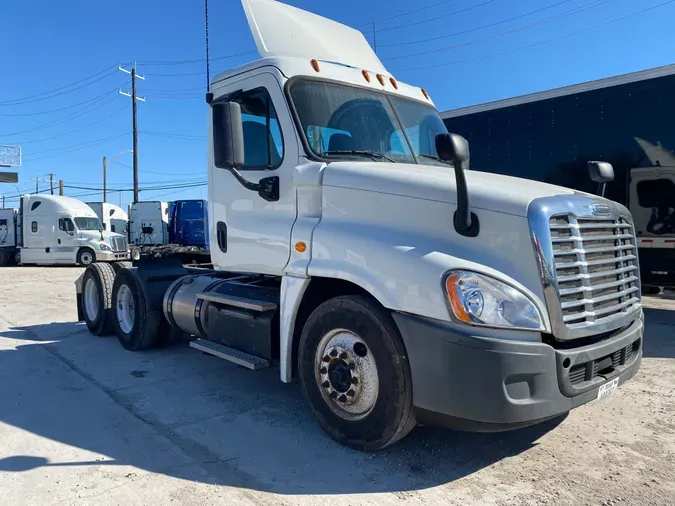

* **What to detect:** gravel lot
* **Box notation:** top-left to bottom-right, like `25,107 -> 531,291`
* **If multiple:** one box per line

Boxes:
0,266 -> 674,506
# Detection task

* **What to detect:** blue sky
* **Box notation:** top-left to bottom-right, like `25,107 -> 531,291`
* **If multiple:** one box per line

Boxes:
1,0 -> 674,208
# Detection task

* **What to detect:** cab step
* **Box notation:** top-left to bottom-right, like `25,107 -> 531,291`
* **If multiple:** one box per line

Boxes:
189,338 -> 270,370
197,291 -> 277,312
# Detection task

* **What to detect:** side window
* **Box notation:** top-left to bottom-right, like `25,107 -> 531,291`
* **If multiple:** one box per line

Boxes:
31,221 -> 38,233
59,218 -> 74,232
58,218 -> 66,231
31,201 -> 42,211
236,89 -> 284,169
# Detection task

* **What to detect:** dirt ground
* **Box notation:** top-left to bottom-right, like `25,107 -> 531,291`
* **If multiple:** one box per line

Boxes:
0,266 -> 673,506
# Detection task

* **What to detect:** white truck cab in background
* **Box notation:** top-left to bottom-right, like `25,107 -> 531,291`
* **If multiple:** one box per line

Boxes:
75,0 -> 644,452
128,201 -> 170,247
86,202 -> 129,235
1,194 -> 129,266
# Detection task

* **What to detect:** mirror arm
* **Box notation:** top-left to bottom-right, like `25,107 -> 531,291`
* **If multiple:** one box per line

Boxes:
228,166 -> 280,202
452,160 -> 480,238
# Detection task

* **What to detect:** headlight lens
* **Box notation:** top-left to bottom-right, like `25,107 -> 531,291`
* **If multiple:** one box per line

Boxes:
100,243 -> 112,251
445,271 -> 544,330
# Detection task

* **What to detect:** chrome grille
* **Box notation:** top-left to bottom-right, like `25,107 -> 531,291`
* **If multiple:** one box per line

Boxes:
111,236 -> 128,252
549,216 -> 640,329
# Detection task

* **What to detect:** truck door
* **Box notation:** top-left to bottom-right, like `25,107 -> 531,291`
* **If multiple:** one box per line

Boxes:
629,166 -> 675,238
209,72 -> 298,274
55,217 -> 78,262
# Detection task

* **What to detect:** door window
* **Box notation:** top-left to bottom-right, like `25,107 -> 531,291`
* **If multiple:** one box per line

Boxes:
234,89 -> 284,169
58,218 -> 75,233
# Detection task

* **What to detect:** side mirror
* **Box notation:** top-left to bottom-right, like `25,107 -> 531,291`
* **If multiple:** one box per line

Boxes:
588,161 -> 614,198
435,132 -> 470,165
588,161 -> 614,183
212,102 -> 245,169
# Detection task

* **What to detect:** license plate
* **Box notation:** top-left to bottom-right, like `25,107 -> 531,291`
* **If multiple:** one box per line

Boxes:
596,377 -> 620,401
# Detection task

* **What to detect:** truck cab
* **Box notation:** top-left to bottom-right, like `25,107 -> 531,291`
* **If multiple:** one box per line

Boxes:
76,0 -> 643,452
169,199 -> 209,249
18,195 -> 129,265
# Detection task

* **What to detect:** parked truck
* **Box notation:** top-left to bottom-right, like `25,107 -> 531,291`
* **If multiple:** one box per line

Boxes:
75,0 -> 643,451
0,194 -> 129,267
441,63 -> 675,290
86,202 -> 129,235
128,199 -> 209,260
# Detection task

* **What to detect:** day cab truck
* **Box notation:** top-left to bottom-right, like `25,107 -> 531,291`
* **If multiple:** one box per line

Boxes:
74,0 -> 644,451
0,194 -> 129,267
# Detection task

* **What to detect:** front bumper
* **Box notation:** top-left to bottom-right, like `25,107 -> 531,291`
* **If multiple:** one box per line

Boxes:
96,250 -> 130,261
393,311 -> 643,432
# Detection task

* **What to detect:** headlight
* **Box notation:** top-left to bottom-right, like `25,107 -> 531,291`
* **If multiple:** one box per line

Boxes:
444,271 -> 544,331
99,243 -> 112,251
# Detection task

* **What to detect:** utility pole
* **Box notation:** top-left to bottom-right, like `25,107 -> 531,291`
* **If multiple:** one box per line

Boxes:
35,178 -> 39,194
59,180 -> 64,196
102,156 -> 107,203
118,63 -> 145,204
49,172 -> 55,195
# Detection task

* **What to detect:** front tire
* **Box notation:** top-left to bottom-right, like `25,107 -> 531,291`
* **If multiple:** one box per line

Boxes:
82,263 -> 116,336
111,267 -> 162,351
298,295 -> 416,452
77,247 -> 95,266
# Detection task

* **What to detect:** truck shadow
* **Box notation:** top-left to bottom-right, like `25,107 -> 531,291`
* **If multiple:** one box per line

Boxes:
0,321 -> 565,495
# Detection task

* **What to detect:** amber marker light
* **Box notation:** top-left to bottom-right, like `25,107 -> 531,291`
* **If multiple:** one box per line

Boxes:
295,242 -> 307,253
311,59 -> 320,72
362,70 -> 371,82
445,273 -> 472,324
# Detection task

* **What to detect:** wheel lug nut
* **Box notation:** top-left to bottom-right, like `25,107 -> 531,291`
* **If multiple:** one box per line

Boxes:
338,394 -> 347,402
330,391 -> 338,399
322,355 -> 330,362
339,351 -> 348,360
351,377 -> 358,385
320,367 -> 327,374
347,389 -> 355,397
330,349 -> 338,357
322,380 -> 329,388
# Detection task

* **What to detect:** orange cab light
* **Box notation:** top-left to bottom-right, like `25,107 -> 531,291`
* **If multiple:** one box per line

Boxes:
362,70 -> 371,82
421,88 -> 430,100
389,77 -> 398,89
310,59 -> 320,72
295,242 -> 307,253
376,74 -> 385,85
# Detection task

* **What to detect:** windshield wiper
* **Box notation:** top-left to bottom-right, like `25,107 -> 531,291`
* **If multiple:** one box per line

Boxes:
417,153 -> 452,165
322,150 -> 396,163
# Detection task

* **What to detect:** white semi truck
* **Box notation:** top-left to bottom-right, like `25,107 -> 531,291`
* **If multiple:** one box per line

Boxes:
85,202 -> 129,235
74,0 -> 644,451
1,194 -> 129,267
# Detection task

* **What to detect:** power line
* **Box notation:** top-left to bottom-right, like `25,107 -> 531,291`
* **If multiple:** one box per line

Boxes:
24,133 -> 131,160
393,0 -> 675,72
0,68 -> 118,107
138,50 -> 256,67
384,0 -> 613,61
0,88 -> 121,117
141,130 -> 206,141
378,0 -> 577,48
372,0 -> 496,34
17,104 -> 127,146
362,0 -> 460,27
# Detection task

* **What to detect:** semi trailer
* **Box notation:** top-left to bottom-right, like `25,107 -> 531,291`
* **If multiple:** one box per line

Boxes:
75,0 -> 644,451
441,63 -> 675,290
1,194 -> 129,267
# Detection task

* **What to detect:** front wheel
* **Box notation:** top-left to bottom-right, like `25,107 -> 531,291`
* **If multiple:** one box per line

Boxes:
77,247 -> 95,266
298,295 -> 416,452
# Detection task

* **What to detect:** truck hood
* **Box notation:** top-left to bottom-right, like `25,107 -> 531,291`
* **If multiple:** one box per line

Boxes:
80,230 -> 125,242
321,162 -> 576,217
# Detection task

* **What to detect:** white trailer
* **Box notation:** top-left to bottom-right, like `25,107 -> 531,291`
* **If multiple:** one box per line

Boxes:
86,202 -> 129,235
128,201 -> 169,246
0,194 -> 129,266
75,0 -> 644,452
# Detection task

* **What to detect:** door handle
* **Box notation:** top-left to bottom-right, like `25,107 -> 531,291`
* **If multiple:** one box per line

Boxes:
216,221 -> 227,253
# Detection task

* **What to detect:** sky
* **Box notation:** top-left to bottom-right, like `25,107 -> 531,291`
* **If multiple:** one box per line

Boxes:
1,0 -> 674,209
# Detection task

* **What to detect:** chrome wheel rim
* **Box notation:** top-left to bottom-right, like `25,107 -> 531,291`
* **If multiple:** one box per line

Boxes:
80,251 -> 93,265
314,329 -> 379,421
116,284 -> 135,334
83,278 -> 99,321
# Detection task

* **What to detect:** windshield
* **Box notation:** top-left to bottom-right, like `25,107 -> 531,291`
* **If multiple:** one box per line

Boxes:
289,79 -> 449,166
74,217 -> 103,231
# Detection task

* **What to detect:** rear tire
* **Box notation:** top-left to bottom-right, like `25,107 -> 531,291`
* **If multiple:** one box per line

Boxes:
77,247 -> 95,266
82,263 -> 116,336
297,295 -> 416,452
111,267 -> 162,351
